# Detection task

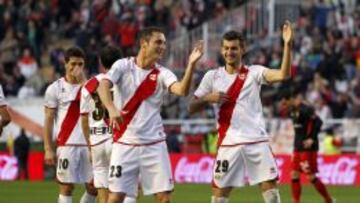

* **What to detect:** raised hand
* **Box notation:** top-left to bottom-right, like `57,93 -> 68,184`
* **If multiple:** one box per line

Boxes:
188,40 -> 204,65
282,20 -> 294,45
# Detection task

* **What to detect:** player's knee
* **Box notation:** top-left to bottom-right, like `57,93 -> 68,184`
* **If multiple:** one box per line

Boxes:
308,175 -> 317,183
59,183 -> 74,195
85,183 -> 98,196
260,179 -> 277,192
108,192 -> 126,203
155,192 -> 171,203
212,187 -> 232,198
291,171 -> 300,179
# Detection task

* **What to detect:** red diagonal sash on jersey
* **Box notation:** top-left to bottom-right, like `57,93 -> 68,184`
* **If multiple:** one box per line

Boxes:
113,68 -> 160,142
57,88 -> 82,146
84,77 -> 99,93
217,67 -> 249,147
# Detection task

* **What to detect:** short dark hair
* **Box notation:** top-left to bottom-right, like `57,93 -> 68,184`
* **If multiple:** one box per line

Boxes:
64,47 -> 85,62
100,46 -> 123,69
138,27 -> 165,42
222,31 -> 246,47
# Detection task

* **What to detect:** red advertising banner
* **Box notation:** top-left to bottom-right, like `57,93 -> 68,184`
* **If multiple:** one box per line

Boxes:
170,154 -> 360,185
1,151 -> 359,185
0,152 -> 44,181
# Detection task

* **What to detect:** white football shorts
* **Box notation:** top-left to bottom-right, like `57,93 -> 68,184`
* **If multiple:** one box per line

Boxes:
108,141 -> 174,196
212,142 -> 278,188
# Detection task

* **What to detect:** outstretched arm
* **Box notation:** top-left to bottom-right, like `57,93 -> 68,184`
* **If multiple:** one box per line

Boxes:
264,20 -> 294,83
170,41 -> 204,96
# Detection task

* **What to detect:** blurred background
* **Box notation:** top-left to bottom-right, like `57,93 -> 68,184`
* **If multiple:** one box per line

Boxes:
0,0 -> 359,202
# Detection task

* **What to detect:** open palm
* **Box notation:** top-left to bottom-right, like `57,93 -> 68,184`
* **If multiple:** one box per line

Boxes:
282,20 -> 294,44
189,40 -> 204,64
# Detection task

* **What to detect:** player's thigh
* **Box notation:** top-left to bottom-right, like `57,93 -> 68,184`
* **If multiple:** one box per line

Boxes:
213,146 -> 246,188
108,143 -> 139,197
56,146 -> 80,183
300,151 -> 318,174
79,147 -> 94,183
140,142 -> 174,195
243,142 -> 278,185
91,143 -> 111,188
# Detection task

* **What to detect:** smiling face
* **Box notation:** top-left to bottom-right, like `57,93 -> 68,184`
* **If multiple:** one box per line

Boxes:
221,31 -> 246,67
141,31 -> 166,62
221,39 -> 245,66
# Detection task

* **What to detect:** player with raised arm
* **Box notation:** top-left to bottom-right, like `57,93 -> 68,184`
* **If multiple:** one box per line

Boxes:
0,84 -> 11,136
188,21 -> 294,203
98,27 -> 203,203
43,47 -> 97,203
280,91 -> 334,203
80,46 -> 137,203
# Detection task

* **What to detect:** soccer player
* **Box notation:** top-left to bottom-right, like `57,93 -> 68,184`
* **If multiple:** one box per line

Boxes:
80,46 -> 137,203
280,92 -> 334,203
0,84 -> 11,136
98,27 -> 204,203
43,47 -> 97,203
188,21 -> 294,203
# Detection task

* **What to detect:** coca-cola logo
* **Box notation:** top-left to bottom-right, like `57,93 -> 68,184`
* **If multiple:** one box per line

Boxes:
318,157 -> 358,185
174,156 -> 214,183
0,155 -> 18,180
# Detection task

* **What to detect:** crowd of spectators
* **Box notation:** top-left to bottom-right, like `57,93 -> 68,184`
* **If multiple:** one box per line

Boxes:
0,0 -> 359,121
0,0 -> 245,97
163,0 -> 360,121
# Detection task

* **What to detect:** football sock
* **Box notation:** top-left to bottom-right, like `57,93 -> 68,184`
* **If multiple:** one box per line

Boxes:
124,196 -> 137,203
311,178 -> 332,203
58,194 -> 72,203
291,178 -> 301,203
79,192 -> 96,203
262,188 -> 281,203
211,196 -> 229,203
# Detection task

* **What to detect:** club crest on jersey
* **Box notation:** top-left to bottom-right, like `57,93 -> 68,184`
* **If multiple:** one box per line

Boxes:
238,74 -> 246,80
149,74 -> 157,81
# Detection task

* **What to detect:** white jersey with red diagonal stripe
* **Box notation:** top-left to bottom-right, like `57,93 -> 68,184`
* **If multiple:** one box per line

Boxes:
44,77 -> 86,145
106,57 -> 178,144
80,73 -> 112,144
0,85 -> 6,106
194,65 -> 270,145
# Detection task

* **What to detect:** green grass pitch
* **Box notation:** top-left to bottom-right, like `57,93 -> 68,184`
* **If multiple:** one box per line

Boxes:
0,181 -> 358,202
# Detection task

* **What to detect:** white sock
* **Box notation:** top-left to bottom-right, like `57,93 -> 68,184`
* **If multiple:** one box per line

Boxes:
123,196 -> 137,203
211,196 -> 229,203
79,192 -> 97,203
262,188 -> 281,203
58,194 -> 72,203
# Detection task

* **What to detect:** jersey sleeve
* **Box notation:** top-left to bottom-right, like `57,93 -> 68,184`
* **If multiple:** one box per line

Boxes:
80,87 -> 92,115
250,65 -> 269,85
106,59 -> 127,85
193,71 -> 214,98
0,85 -> 6,106
160,68 -> 178,91
44,83 -> 58,108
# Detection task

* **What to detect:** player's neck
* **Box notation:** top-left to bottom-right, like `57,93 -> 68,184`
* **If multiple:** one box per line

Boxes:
225,62 -> 243,74
135,53 -> 156,70
64,74 -> 80,84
